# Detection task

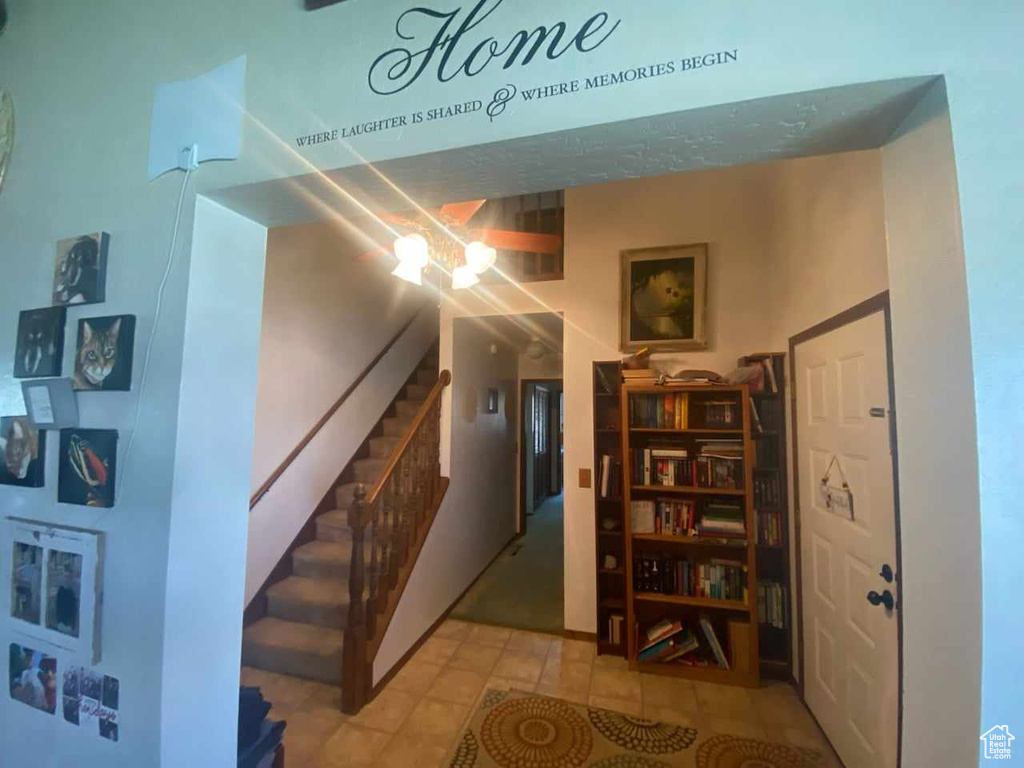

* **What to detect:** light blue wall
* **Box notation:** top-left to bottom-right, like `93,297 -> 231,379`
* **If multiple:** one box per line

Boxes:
0,0 -> 1020,765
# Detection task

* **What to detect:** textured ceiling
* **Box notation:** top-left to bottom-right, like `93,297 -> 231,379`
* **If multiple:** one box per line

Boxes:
456,311 -> 565,354
210,76 -> 936,229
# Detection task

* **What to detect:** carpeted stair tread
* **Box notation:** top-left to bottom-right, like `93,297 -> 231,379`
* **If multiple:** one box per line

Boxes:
395,399 -> 425,419
405,383 -> 432,400
370,435 -> 402,459
354,457 -> 387,483
382,415 -> 414,437
241,618 -> 343,684
266,576 -> 349,628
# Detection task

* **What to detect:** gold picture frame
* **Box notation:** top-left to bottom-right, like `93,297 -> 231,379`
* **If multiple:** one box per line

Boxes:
620,243 -> 708,352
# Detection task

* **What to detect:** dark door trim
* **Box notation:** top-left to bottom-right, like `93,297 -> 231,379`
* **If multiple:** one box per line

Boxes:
789,290 -> 903,768
519,378 -> 564,536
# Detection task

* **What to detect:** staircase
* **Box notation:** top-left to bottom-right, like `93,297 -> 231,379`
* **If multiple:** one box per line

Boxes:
242,356 -> 447,699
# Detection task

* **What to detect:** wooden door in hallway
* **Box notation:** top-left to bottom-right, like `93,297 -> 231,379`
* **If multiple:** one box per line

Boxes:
793,304 -> 900,768
533,385 -> 552,509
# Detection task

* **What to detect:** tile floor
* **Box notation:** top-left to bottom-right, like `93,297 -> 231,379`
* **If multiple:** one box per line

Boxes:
241,620 -> 841,767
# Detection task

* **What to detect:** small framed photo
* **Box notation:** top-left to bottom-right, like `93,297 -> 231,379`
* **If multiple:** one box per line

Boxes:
6,518 -> 105,664
620,243 -> 708,352
0,416 -> 45,487
53,233 -> 109,307
58,429 -> 117,508
72,315 -> 136,392
9,643 -> 58,715
13,307 -> 67,379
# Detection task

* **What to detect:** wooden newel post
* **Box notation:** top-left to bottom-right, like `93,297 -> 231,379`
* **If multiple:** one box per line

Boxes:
341,483 -> 368,714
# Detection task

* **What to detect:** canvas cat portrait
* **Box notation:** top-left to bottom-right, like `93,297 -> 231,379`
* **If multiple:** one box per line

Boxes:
52,233 -> 109,306
72,315 -> 135,392
620,243 -> 708,352
0,416 -> 45,487
58,429 -> 117,508
13,307 -> 66,378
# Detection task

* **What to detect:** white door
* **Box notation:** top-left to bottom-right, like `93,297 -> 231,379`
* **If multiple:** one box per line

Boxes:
795,311 -> 899,768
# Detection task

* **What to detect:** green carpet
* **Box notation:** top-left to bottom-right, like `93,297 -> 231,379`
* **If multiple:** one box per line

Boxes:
450,495 -> 565,634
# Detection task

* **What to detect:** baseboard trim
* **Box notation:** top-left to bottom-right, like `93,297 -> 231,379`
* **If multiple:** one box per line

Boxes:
562,629 -> 598,643
369,530 -> 517,700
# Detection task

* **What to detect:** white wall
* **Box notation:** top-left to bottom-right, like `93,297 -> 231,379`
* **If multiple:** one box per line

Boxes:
250,222 -> 424,493
880,81 -> 981,766
161,198 -> 267,767
375,320 -> 518,679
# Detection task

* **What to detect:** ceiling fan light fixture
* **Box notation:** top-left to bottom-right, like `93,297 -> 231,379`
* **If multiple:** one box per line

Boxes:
391,261 -> 423,286
524,337 -> 546,360
394,233 -> 429,269
451,265 -> 480,290
465,241 -> 497,274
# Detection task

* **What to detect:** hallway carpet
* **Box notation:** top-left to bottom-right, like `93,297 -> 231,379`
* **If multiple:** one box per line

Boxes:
450,495 -> 565,634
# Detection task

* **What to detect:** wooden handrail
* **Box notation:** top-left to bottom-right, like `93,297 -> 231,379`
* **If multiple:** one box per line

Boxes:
368,369 -> 451,504
249,301 -> 435,509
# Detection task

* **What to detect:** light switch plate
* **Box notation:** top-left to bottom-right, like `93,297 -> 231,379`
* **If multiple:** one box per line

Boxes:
579,468 -> 592,489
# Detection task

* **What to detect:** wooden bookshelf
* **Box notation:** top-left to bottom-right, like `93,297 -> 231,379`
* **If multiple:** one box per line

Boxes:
740,352 -> 793,681
593,361 -> 627,656
621,382 -> 760,687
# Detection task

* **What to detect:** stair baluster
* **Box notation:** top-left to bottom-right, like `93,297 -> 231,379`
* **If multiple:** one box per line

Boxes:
366,492 -> 380,641
341,484 -> 369,714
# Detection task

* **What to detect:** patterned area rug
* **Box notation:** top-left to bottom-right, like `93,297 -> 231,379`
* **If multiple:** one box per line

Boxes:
448,689 -> 824,768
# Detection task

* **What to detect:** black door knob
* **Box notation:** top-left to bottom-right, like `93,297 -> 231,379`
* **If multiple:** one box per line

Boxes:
867,590 -> 895,610
879,564 -> 894,583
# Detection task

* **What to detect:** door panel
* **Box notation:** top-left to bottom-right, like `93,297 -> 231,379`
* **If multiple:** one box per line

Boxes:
796,311 -> 898,768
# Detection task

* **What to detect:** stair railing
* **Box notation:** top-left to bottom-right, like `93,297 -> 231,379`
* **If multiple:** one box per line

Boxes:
341,369 -> 451,714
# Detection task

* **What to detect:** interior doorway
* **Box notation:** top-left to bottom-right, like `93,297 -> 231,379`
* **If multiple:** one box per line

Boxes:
521,378 -> 564,533
791,293 -> 901,768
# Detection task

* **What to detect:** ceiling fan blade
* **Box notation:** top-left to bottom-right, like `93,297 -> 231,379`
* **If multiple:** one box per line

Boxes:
357,246 -> 391,261
478,230 -> 563,255
440,199 -> 487,226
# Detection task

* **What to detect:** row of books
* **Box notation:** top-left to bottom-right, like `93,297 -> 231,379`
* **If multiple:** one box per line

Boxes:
638,617 -> 729,669
758,582 -> 787,629
629,393 -> 689,429
699,501 -> 746,537
630,499 -> 696,536
630,451 -> 744,490
758,509 -> 783,546
597,454 -> 623,499
630,499 -> 747,539
634,554 -> 748,602
753,473 -> 782,508
703,400 -> 739,428
607,613 -> 625,645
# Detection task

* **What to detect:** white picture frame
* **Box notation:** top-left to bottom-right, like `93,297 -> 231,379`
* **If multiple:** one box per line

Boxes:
5,517 -> 104,664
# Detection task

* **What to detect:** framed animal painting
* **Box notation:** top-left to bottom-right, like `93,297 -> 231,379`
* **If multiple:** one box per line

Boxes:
620,243 -> 708,352
13,307 -> 66,378
0,416 -> 45,487
52,233 -> 109,307
72,315 -> 135,392
58,429 -> 116,508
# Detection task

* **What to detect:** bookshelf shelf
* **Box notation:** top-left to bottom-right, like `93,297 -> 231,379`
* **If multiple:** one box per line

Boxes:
629,427 -> 744,435
621,382 -> 760,688
632,533 -> 748,548
594,361 -> 628,657
634,592 -> 749,612
631,485 -> 746,497
741,352 -> 793,681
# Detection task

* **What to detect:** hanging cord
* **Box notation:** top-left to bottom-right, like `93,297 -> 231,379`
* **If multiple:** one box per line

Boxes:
115,164 -> 194,505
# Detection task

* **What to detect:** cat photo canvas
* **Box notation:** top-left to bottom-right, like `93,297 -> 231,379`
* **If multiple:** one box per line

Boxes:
72,315 -> 135,392
13,307 -> 66,378
52,233 -> 109,307
58,429 -> 117,508
0,416 -> 45,487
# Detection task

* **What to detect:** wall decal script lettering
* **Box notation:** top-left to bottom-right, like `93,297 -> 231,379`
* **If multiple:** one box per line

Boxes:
368,0 -> 621,96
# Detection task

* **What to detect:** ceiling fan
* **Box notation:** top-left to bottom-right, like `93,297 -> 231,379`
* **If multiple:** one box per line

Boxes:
361,199 -> 563,289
